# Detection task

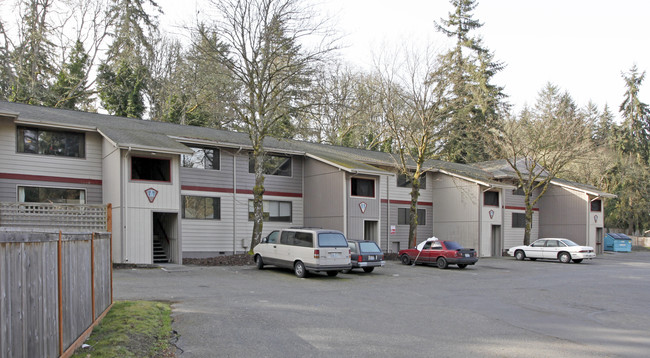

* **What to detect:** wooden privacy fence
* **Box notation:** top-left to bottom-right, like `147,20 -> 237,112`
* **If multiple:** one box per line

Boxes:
0,203 -> 107,232
0,230 -> 112,358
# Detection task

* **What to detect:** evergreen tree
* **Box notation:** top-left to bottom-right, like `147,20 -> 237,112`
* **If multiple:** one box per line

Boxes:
51,40 -> 92,109
618,65 -> 650,164
432,0 -> 507,164
97,0 -> 160,118
9,0 -> 57,105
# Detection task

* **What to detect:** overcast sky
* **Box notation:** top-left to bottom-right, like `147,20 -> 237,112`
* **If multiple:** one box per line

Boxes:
158,0 -> 650,120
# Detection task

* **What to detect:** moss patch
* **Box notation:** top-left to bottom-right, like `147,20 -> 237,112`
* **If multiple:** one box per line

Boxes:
72,300 -> 174,358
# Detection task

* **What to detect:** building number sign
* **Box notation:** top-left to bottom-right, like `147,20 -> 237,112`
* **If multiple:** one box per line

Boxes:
145,188 -> 159,203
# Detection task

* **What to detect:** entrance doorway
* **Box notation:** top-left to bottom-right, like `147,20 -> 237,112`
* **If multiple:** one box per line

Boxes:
596,228 -> 604,255
364,220 -> 379,243
491,225 -> 502,257
153,212 -> 178,263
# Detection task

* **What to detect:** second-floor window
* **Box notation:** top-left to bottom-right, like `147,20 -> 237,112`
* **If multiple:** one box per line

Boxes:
249,154 -> 292,176
132,156 -> 170,182
182,147 -> 219,170
591,199 -> 602,212
397,173 -> 426,189
484,191 -> 499,206
351,178 -> 375,197
17,126 -> 85,158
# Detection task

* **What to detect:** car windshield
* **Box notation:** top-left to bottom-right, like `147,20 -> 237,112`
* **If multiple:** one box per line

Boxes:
443,241 -> 463,250
318,233 -> 348,247
560,239 -> 579,247
359,242 -> 381,253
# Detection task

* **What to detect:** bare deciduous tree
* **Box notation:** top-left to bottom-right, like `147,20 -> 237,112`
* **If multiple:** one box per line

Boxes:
494,83 -> 592,245
376,47 -> 450,248
200,0 -> 338,249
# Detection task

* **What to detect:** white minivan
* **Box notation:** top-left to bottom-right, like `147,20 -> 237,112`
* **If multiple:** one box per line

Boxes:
253,228 -> 351,277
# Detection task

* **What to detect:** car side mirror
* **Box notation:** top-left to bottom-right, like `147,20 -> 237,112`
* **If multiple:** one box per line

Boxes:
261,237 -> 268,243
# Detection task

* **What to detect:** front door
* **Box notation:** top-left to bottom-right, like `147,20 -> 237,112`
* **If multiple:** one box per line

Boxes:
596,228 -> 604,255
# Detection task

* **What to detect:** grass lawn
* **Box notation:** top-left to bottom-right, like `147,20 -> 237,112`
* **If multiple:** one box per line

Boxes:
72,300 -> 175,358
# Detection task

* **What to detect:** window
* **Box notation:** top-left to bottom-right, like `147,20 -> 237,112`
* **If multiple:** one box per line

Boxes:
131,156 -> 170,181
397,173 -> 426,189
318,233 -> 348,247
17,126 -> 85,158
513,187 -> 525,196
591,199 -> 602,212
512,213 -> 526,228
398,208 -> 426,225
248,200 -> 292,222
484,191 -> 499,206
280,231 -> 312,247
18,186 -> 85,204
182,196 -> 220,220
266,231 -> 279,244
182,147 -> 219,170
351,178 -> 375,197
531,240 -> 546,247
249,154 -> 292,176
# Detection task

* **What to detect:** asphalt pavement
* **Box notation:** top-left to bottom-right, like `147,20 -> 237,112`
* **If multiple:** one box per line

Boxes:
114,252 -> 650,358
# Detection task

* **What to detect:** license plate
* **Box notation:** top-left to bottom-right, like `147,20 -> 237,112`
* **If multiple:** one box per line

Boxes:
368,255 -> 376,260
329,252 -> 341,258
465,254 -> 470,258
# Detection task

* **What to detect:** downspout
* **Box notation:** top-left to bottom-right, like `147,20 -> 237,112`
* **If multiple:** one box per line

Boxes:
343,171 -> 348,237
386,176 -> 390,252
122,146 -> 131,262
233,147 -> 242,254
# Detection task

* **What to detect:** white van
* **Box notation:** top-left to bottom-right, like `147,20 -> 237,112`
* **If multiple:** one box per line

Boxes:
253,228 -> 351,278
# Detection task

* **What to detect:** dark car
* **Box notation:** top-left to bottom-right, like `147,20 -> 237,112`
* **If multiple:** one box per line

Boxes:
344,240 -> 385,273
399,239 -> 478,269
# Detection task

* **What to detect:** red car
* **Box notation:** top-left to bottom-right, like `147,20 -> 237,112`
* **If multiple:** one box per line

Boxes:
399,239 -> 478,269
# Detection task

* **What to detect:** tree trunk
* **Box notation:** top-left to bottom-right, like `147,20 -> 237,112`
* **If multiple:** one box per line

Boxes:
408,180 -> 421,248
523,192 -> 533,246
250,149 -> 265,251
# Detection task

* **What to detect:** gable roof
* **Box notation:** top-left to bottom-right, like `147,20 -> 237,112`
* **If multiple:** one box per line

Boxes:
0,101 -> 613,196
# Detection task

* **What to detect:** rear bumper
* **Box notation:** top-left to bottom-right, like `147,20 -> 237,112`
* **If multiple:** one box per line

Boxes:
352,260 -> 386,268
305,264 -> 351,271
447,257 -> 479,265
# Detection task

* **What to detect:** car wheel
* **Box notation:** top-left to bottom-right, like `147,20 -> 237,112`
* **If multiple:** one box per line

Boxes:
326,271 -> 338,277
363,267 -> 375,273
400,255 -> 411,265
572,259 -> 583,264
514,250 -> 526,261
254,255 -> 264,269
294,261 -> 308,278
558,252 -> 572,264
457,264 -> 467,269
436,257 -> 448,269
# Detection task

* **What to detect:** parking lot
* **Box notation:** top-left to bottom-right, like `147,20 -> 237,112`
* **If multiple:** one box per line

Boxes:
114,252 -> 650,358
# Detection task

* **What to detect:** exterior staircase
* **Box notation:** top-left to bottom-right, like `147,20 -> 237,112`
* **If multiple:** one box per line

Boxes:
153,235 -> 169,263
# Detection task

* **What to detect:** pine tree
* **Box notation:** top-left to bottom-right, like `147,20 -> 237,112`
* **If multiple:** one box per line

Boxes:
51,40 -> 92,109
433,0 -> 507,164
97,0 -> 160,118
9,0 -> 57,105
618,65 -> 650,164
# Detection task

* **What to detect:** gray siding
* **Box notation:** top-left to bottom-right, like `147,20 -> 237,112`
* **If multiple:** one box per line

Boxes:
180,148 -> 234,189
381,202 -> 433,252
235,152 -> 303,194
303,158 -> 345,231
538,184 -> 588,244
430,173 -> 479,250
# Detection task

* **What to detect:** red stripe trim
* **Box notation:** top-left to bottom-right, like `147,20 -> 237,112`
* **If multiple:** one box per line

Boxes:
505,206 -> 539,212
181,185 -> 234,193
236,189 -> 303,198
381,199 -> 433,206
0,172 -> 102,185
